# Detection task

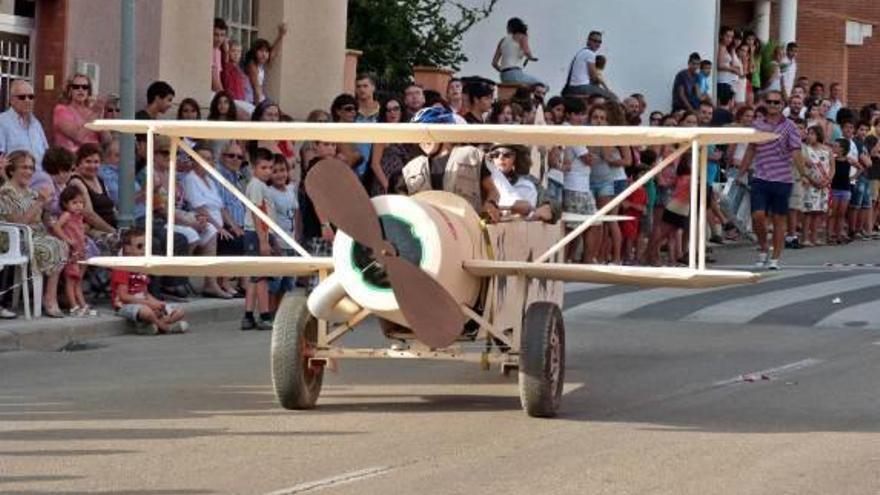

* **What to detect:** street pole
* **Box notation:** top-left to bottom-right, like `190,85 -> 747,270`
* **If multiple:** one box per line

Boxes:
117,0 -> 135,229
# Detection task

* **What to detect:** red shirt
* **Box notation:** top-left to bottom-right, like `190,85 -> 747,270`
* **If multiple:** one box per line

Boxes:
110,270 -> 150,310
221,59 -> 247,101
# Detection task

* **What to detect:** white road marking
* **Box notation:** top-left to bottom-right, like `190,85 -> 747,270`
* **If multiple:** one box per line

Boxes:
684,274 -> 880,324
814,300 -> 880,329
564,284 -> 737,319
562,382 -> 585,395
264,466 -> 393,495
564,282 -> 609,293
712,358 -> 824,387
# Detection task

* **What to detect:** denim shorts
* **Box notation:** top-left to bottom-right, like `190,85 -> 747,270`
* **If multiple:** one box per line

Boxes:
850,177 -> 872,209
590,180 -> 615,198
750,178 -> 792,216
243,230 -> 269,282
831,189 -> 852,204
613,179 -> 628,196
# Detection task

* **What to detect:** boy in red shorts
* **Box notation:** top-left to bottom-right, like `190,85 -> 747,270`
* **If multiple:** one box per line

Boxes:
111,228 -> 189,335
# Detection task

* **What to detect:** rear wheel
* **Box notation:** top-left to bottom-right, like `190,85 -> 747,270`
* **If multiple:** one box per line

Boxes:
518,302 -> 565,418
271,293 -> 324,409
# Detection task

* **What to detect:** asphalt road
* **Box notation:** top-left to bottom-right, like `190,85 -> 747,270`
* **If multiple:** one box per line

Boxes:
2,242 -> 880,494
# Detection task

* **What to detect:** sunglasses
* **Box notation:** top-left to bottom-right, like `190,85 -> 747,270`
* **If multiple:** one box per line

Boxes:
386,105 -> 401,112
765,100 -> 783,106
224,153 -> 244,160
341,105 -> 357,112
490,151 -> 515,159
106,108 -> 120,113
13,94 -> 34,101
70,84 -> 90,91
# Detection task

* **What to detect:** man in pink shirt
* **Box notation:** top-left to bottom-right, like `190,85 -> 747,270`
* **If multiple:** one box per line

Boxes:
212,18 -> 228,93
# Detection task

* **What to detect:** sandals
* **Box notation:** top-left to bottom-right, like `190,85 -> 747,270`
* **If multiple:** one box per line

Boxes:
202,289 -> 233,300
43,306 -> 64,318
69,306 -> 99,318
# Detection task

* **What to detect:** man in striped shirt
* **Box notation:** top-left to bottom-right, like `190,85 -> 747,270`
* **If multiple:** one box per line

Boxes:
739,90 -> 803,270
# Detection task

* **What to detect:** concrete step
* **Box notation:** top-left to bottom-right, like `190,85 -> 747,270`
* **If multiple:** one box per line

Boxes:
0,298 -> 244,352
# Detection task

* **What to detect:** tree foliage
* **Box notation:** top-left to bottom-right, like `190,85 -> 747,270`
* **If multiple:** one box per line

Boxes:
347,0 -> 499,92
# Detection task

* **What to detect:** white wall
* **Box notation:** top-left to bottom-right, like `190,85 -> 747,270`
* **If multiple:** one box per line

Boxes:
458,0 -> 718,114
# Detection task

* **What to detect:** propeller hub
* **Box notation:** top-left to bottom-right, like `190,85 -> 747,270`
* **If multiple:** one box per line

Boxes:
351,215 -> 422,290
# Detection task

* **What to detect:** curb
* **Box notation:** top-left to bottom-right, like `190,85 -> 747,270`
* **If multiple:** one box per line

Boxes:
0,299 -> 244,352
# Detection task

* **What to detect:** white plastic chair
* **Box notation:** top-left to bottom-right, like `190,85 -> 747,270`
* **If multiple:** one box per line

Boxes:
0,222 -> 32,319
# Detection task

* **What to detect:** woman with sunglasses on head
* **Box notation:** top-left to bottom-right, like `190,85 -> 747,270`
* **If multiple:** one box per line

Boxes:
52,74 -> 109,153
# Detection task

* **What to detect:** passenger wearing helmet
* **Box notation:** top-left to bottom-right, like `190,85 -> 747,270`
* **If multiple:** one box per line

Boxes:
402,106 -> 502,222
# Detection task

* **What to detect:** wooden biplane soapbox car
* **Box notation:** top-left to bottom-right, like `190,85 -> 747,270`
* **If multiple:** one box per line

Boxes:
87,120 -> 774,417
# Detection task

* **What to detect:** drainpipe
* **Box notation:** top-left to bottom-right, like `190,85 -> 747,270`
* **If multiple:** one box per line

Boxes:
117,0 -> 135,229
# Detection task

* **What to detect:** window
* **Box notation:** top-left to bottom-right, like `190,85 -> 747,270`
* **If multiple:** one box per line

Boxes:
216,0 -> 259,49
845,21 -> 873,46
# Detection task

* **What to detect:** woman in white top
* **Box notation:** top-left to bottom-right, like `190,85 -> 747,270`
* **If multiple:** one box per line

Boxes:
183,144 -> 235,299
762,45 -> 784,95
716,26 -> 740,101
492,17 -> 542,86
733,42 -> 748,105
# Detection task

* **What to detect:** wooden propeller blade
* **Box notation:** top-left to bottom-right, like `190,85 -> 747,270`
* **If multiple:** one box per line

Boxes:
305,157 -> 386,253
383,255 -> 466,349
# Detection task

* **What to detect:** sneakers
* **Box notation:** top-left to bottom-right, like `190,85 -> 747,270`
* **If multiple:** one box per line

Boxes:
0,307 -> 16,319
767,258 -> 780,271
755,251 -> 769,268
167,321 -> 189,334
241,315 -> 272,331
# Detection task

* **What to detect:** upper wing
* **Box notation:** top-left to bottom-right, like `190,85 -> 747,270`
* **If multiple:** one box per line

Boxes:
85,256 -> 334,277
462,261 -> 761,289
87,120 -> 778,147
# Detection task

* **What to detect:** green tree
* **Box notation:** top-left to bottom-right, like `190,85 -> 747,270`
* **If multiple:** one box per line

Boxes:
347,0 -> 499,92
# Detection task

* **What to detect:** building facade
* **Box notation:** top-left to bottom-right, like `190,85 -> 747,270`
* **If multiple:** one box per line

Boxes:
458,0 -> 720,114
20,0 -> 347,130
458,0 -> 877,113
721,0 -> 879,109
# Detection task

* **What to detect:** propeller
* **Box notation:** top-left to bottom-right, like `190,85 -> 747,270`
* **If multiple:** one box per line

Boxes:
305,158 -> 466,349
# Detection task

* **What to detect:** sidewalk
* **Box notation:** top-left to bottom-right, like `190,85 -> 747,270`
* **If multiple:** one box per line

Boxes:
0,297 -> 244,352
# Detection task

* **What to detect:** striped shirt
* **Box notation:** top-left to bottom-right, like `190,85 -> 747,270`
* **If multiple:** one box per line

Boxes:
214,163 -> 248,228
752,116 -> 802,184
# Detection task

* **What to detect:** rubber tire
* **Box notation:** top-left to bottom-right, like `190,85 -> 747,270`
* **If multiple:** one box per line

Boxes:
518,302 -> 565,418
271,293 -> 324,410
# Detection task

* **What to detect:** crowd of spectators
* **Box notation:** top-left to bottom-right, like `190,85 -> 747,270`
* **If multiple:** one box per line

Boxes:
0,17 -> 877,329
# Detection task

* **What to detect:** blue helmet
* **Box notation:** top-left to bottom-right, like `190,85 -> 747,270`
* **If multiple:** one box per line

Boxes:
411,106 -> 456,124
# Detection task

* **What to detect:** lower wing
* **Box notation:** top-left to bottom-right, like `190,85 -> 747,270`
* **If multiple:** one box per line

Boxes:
85,256 -> 334,277
462,261 -> 761,289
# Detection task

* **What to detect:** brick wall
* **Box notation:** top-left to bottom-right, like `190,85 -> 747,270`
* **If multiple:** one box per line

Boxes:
721,0 -> 879,109
34,0 -> 68,137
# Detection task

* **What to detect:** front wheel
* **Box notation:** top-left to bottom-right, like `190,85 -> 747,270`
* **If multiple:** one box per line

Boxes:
271,293 -> 324,409
518,302 -> 565,418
